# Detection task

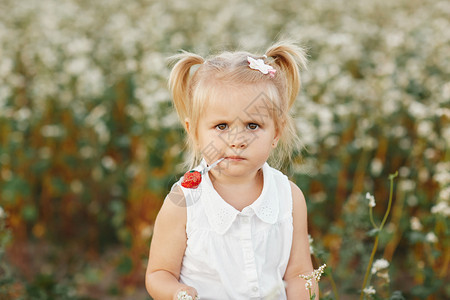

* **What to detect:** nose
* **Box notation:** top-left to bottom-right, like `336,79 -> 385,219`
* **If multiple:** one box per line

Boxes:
230,135 -> 248,149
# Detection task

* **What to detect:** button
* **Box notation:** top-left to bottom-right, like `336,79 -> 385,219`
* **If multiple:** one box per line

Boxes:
252,286 -> 258,292
242,217 -> 249,224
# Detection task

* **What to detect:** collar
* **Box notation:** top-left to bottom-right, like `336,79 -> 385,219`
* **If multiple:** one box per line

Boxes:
199,158 -> 279,235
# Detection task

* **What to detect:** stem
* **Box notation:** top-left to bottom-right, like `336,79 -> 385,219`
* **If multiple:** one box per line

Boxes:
380,171 -> 398,230
439,244 -> 449,278
329,271 -> 340,300
360,236 -> 379,300
359,171 -> 398,300
369,207 -> 378,229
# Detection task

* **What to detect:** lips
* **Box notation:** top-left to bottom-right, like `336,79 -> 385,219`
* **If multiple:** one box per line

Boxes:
225,156 -> 245,160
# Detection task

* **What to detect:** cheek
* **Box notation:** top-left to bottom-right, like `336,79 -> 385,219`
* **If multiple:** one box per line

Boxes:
197,134 -> 207,148
198,130 -> 221,147
256,129 -> 276,142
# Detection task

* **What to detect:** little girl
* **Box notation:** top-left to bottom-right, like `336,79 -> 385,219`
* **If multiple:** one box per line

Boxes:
145,41 -> 318,299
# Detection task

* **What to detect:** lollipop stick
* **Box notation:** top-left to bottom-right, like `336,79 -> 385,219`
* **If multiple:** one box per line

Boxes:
201,158 -> 224,175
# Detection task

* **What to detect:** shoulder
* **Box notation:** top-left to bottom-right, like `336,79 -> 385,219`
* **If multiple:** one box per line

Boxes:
288,180 -> 305,202
268,165 -> 293,190
288,180 -> 307,219
267,165 -> 306,212
155,184 -> 187,228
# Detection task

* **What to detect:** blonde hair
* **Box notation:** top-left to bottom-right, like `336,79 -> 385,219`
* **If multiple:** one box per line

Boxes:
168,41 -> 307,170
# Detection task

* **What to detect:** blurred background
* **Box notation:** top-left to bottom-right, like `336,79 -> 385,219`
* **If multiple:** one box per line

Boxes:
0,0 -> 448,299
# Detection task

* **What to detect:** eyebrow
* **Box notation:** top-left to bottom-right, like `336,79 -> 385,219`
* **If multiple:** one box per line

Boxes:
208,119 -> 229,125
208,118 -> 261,126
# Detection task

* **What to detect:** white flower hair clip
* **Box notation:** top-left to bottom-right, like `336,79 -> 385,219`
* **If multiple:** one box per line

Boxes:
247,56 -> 276,78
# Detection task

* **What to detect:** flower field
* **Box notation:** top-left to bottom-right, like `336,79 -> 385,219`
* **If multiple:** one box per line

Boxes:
0,0 -> 448,299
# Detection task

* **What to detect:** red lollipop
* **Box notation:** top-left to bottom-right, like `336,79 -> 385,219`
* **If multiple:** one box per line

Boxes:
181,170 -> 202,189
180,158 -> 224,189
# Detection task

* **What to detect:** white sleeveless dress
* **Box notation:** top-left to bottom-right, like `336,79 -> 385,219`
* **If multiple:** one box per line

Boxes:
174,159 -> 293,300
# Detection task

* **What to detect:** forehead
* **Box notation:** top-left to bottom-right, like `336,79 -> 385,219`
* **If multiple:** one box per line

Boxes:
201,83 -> 279,123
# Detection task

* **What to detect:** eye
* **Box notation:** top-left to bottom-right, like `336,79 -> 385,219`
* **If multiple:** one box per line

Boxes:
215,123 -> 228,130
247,123 -> 259,130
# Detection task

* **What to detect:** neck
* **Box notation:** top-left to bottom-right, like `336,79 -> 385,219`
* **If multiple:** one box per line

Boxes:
208,167 -> 264,210
208,167 -> 263,187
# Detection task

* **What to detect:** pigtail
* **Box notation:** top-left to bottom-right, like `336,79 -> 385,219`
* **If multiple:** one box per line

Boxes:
168,52 -> 205,128
265,41 -> 307,108
265,41 -> 307,172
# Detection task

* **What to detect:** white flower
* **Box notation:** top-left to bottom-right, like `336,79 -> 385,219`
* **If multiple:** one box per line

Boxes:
140,225 -> 153,239
439,187 -> 450,201
434,172 -> 450,185
313,264 -> 326,281
377,271 -> 390,282
371,259 -> 389,274
65,57 -> 90,76
417,120 -> 434,137
308,234 -> 314,254
366,192 -> 376,207
410,217 -> 423,231
370,158 -> 383,176
399,180 -> 416,192
101,156 -> 117,171
40,125 -> 65,138
299,264 -> 327,289
425,232 -> 438,243
247,56 -> 276,77
14,107 -> 31,122
363,286 -> 376,295
70,180 -> 84,194
407,195 -> 419,207
94,122 -> 111,144
80,146 -> 95,159
305,279 -> 312,290
431,201 -> 450,217
177,291 -> 199,300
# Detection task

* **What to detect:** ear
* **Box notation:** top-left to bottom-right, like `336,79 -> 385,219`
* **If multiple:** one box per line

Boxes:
185,117 -> 199,149
185,117 -> 191,134
272,121 -> 284,148
272,130 -> 281,148
272,137 -> 280,148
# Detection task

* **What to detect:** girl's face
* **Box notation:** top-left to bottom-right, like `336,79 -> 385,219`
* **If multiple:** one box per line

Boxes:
189,84 -> 280,179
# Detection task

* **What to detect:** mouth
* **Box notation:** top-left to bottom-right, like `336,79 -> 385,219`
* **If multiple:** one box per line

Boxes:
225,156 -> 245,160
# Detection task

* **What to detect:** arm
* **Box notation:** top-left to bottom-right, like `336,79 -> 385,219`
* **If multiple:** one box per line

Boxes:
145,185 -> 198,300
284,181 -> 318,299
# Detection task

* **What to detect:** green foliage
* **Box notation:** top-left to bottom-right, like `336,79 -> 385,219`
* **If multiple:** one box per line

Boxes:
0,209 -> 14,297
410,267 -> 444,299
25,274 -> 79,300
117,255 -> 133,275
0,0 -> 448,298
